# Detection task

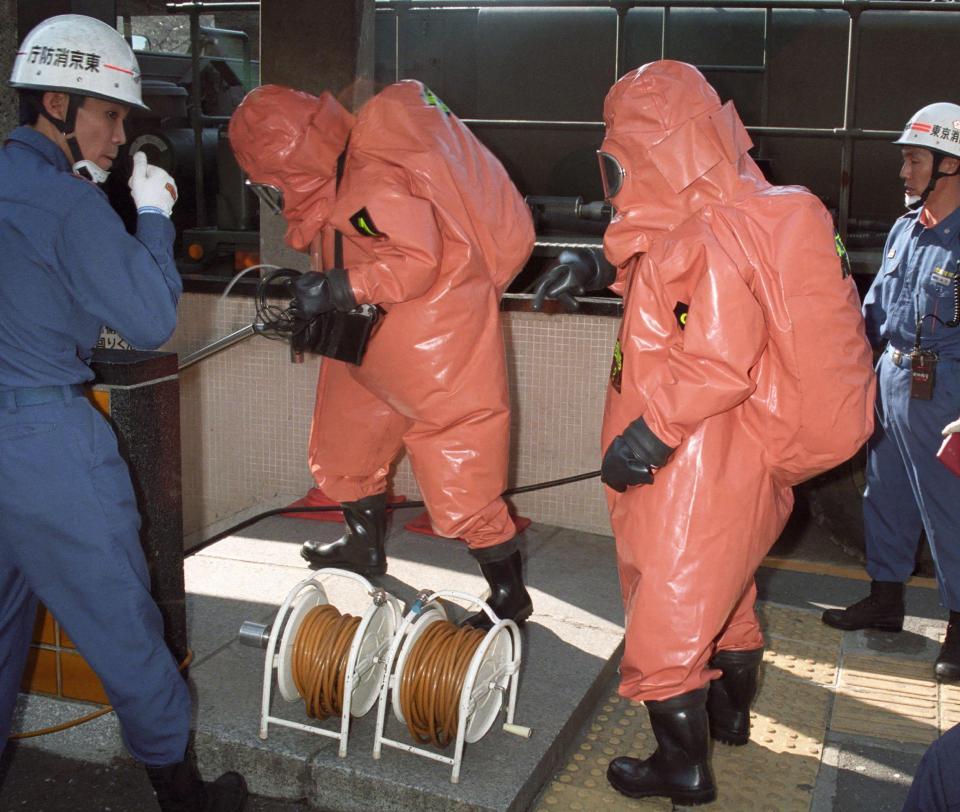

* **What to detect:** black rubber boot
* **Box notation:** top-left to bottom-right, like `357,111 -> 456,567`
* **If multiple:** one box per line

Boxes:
300,493 -> 387,575
607,687 -> 717,806
707,647 -> 764,746
463,537 -> 533,629
821,580 -> 905,631
145,749 -> 247,812
935,612 -> 960,682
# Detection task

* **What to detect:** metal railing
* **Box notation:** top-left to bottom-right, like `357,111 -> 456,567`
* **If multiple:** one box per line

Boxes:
374,0 -> 960,241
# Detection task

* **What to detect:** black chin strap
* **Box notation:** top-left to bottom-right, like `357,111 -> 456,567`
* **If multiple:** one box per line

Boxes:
38,95 -> 86,172
914,151 -> 959,210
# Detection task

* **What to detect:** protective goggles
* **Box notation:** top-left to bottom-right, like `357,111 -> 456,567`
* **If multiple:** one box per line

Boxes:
245,179 -> 284,215
597,151 -> 626,200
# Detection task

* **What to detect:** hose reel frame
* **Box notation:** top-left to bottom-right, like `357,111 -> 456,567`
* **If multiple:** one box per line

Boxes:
256,568 -> 401,757
373,589 -> 530,784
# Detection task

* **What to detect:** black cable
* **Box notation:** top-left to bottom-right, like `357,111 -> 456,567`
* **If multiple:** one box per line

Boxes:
253,268 -> 305,343
186,470 -> 601,556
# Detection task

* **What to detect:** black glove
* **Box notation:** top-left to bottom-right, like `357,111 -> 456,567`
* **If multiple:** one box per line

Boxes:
293,271 -> 334,317
601,417 -> 675,493
293,268 -> 357,317
530,248 -> 616,312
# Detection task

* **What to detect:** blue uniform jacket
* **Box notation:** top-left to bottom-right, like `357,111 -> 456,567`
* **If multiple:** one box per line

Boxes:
0,126 -> 182,389
863,206 -> 960,357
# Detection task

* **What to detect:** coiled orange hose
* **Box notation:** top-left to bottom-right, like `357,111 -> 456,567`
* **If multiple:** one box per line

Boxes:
291,604 -> 361,720
398,620 -> 485,748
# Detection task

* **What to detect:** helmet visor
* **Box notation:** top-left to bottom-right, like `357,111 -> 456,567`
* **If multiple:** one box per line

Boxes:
597,151 -> 626,200
245,180 -> 284,215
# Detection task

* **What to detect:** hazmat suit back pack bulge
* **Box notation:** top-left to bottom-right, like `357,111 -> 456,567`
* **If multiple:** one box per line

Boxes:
229,82 -> 535,549
599,62 -> 875,702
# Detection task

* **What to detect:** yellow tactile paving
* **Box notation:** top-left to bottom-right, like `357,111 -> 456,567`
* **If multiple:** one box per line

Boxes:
831,654 -> 939,745
940,682 -> 960,729
763,637 -> 839,688
534,604 -> 834,811
534,603 -> 959,811
757,602 -> 844,650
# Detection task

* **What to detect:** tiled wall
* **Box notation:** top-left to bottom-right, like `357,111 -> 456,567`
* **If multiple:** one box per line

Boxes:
22,607 -> 109,705
164,293 -> 618,545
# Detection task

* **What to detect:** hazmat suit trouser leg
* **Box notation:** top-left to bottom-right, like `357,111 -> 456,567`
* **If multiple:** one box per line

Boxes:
0,397 -> 191,766
402,408 -> 515,550
309,356 -> 515,550
865,357 -> 960,609
612,421 -> 792,703
714,580 -> 765,654
308,359 -> 408,502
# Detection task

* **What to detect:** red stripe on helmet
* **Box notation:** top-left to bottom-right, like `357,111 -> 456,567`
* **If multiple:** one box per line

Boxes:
104,63 -> 135,75
911,122 -> 933,133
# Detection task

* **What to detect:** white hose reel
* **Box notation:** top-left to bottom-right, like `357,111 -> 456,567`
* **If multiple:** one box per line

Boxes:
373,589 -> 530,783
238,568 -> 401,757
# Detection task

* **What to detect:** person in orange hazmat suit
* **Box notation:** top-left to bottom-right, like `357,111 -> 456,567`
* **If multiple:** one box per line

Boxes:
229,81 -> 535,628
531,61 -> 875,804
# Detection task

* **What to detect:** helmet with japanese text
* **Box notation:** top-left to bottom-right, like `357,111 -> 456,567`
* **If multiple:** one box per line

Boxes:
893,103 -> 960,160
9,14 -> 147,111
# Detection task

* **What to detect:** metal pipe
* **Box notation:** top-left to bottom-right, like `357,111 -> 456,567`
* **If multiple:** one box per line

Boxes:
196,0 -> 959,7
460,118 -> 899,141
166,1 -> 260,9
189,9 -> 207,228
837,6 -> 862,241
238,621 -> 272,649
375,0 -> 958,11
178,323 -> 260,371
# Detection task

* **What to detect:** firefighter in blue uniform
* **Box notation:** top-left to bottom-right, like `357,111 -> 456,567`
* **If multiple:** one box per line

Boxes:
823,103 -> 960,683
903,722 -> 960,812
0,15 -> 245,811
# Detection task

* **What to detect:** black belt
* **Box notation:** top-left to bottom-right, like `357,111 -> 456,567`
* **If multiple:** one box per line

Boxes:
0,384 -> 86,409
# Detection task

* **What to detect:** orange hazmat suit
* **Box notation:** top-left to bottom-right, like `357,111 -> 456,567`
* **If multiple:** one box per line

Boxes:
229,82 -> 534,549
598,62 -> 875,701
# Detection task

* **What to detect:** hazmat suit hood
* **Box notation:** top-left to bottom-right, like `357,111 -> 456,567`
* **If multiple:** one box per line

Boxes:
228,84 -> 355,250
600,60 -> 768,267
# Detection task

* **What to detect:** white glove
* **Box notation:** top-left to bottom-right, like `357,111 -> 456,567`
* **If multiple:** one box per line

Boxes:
943,417 -> 960,436
128,151 -> 178,217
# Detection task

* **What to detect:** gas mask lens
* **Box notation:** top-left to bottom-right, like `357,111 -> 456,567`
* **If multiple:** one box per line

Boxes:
597,151 -> 625,200
245,180 -> 284,215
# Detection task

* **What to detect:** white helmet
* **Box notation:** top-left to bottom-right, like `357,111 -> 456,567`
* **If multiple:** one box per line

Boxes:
893,102 -> 960,159
9,14 -> 147,111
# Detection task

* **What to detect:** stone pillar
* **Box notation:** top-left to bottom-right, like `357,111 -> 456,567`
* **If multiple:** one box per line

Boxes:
89,348 -> 187,665
259,0 -> 375,269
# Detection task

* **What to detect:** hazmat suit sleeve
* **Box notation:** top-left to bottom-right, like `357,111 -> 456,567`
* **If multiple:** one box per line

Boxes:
55,189 -> 182,349
640,244 -> 768,450
336,169 -> 443,306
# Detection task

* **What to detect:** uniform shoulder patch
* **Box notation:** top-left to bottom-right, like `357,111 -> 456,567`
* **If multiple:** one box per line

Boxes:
420,86 -> 451,115
673,302 -> 689,330
835,232 -> 852,278
349,207 -> 384,238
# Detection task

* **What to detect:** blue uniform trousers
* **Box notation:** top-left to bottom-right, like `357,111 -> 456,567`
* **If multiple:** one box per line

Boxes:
864,349 -> 960,609
0,391 -> 191,765
902,722 -> 960,811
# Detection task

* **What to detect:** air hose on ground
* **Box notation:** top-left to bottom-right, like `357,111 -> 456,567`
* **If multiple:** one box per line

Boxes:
10,469 -> 600,741
9,650 -> 194,740
189,468 -> 601,554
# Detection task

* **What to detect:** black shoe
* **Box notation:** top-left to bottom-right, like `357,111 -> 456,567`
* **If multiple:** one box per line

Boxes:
935,612 -> 960,682
707,647 -> 763,746
300,493 -> 387,575
463,538 -> 533,629
146,749 -> 247,812
821,580 -> 905,631
607,688 -> 716,806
